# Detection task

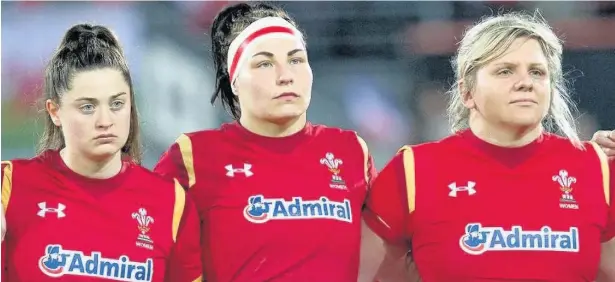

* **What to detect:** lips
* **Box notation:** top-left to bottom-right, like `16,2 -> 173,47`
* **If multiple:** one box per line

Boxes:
94,134 -> 117,140
274,92 -> 299,99
510,98 -> 537,104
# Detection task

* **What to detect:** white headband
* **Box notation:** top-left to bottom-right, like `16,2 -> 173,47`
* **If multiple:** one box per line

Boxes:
227,17 -> 304,84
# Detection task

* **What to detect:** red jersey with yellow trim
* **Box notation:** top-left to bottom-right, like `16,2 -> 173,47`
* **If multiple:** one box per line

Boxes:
364,129 -> 615,282
154,122 -> 376,282
0,150 -> 203,282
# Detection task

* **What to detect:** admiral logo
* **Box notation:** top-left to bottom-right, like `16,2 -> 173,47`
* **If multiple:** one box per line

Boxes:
39,245 -> 153,281
243,195 -> 352,224
459,223 -> 579,255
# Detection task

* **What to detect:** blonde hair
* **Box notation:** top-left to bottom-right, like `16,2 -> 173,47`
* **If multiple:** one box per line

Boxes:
446,11 -> 582,149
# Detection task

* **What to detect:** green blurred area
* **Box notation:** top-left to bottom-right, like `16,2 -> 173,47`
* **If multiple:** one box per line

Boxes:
1,99 -> 42,157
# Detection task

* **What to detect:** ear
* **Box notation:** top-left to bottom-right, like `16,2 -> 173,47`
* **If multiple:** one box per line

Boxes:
45,99 -> 62,126
459,79 -> 475,109
231,80 -> 239,97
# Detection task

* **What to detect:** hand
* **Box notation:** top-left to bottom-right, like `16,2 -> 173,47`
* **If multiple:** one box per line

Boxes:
592,130 -> 615,158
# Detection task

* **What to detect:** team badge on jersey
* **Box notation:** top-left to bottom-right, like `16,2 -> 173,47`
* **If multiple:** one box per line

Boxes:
320,152 -> 347,190
459,223 -> 579,255
243,194 -> 352,224
39,244 -> 153,281
132,208 -> 154,250
552,170 -> 579,210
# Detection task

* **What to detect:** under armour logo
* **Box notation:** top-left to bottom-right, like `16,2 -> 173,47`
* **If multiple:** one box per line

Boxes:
38,202 -> 66,218
448,181 -> 476,197
226,163 -> 253,177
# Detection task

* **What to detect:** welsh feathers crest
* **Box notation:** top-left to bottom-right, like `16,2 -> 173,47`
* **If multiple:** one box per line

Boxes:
552,170 -> 576,193
132,208 -> 154,234
320,152 -> 346,190
320,152 -> 343,174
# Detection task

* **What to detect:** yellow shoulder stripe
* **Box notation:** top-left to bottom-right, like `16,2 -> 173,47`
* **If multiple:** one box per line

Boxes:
175,134 -> 196,189
2,161 -> 13,213
589,142 -> 610,206
172,179 -> 186,242
355,134 -> 370,188
192,275 -> 203,282
398,146 -> 416,214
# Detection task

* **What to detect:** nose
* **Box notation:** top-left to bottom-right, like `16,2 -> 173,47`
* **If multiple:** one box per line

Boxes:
276,64 -> 294,86
95,107 -> 113,129
514,72 -> 534,92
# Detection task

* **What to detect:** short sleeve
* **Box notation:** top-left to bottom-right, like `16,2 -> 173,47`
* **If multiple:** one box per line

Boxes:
154,134 -> 196,190
363,146 -> 415,244
165,181 -> 203,281
603,158 -> 615,242
1,161 -> 12,282
355,134 -> 378,191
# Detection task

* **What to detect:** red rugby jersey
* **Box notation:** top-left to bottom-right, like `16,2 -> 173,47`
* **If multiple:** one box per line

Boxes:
154,122 -> 376,282
364,129 -> 614,282
1,150 -> 202,282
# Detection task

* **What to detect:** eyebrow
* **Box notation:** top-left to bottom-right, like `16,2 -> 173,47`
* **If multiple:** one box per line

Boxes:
493,62 -> 547,68
74,92 -> 127,103
252,49 -> 305,58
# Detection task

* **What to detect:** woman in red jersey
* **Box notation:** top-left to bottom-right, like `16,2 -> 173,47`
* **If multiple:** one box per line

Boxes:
154,2 -> 385,282
365,12 -> 615,282
1,24 -> 202,282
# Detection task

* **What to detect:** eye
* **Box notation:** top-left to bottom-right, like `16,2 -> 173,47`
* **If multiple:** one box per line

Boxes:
289,57 -> 305,64
257,61 -> 273,68
80,104 -> 95,114
497,69 -> 513,76
111,100 -> 125,110
530,69 -> 545,78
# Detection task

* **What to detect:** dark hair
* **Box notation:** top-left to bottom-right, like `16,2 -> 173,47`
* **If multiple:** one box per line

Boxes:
39,23 -> 142,164
210,2 -> 299,120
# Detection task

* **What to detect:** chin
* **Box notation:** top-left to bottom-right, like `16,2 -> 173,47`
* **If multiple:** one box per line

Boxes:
509,110 -> 542,123
88,145 -> 122,160
506,118 -> 542,130
270,108 -> 306,121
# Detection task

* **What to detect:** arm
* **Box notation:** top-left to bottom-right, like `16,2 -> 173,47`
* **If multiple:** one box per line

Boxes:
154,134 -> 196,190
164,180 -> 203,282
599,238 -> 615,282
362,147 -> 419,282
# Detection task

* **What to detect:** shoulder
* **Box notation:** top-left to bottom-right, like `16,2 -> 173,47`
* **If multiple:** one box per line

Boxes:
174,126 -> 230,146
400,133 -> 463,155
309,123 -> 366,145
542,133 -> 597,157
161,124 -> 234,159
129,164 -> 180,188
3,153 -> 54,175
308,124 -> 372,160
309,123 -> 356,136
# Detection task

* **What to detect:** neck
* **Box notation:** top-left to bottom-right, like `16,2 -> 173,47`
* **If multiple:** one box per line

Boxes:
469,115 -> 543,148
239,114 -> 306,138
60,148 -> 122,179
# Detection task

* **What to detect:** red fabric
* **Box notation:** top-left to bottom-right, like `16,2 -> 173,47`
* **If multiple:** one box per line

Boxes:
367,129 -> 609,281
155,142 -> 190,190
155,121 -> 372,281
363,152 -> 411,245
2,150 -> 201,282
603,158 -> 615,242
